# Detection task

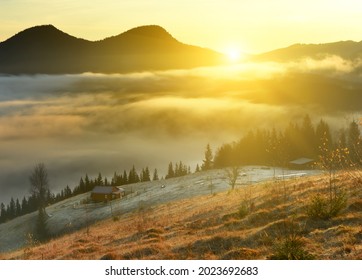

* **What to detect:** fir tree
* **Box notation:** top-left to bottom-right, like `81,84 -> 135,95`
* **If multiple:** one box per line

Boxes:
79,177 -> 86,193
141,167 -> 151,182
152,168 -> 159,181
300,114 -> 316,157
111,172 -> 119,186
316,119 -> 332,152
64,185 -> 72,198
201,144 -> 213,171
122,170 -> 128,185
96,173 -> 104,186
36,207 -> 50,242
337,129 -> 347,149
128,165 -> 140,183
0,203 -> 6,223
214,143 -> 234,168
195,164 -> 201,173
84,174 -> 91,191
9,197 -> 16,219
21,197 -> 28,215
15,198 -> 21,217
166,162 -> 175,179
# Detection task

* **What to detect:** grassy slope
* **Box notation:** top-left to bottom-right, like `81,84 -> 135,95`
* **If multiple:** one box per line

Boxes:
1,170 -> 361,260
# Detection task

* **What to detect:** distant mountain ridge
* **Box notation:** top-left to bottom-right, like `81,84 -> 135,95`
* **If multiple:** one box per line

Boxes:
0,25 -> 224,74
253,40 -> 362,62
1,24 -> 362,74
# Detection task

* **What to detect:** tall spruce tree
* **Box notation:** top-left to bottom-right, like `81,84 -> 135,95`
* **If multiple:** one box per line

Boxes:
15,198 -> 21,217
9,197 -> 16,219
152,168 -> 159,181
316,119 -> 332,152
84,174 -> 91,191
166,162 -> 175,179
195,164 -> 201,173
300,114 -> 316,158
122,170 -> 128,185
128,165 -> 140,183
21,197 -> 28,215
142,167 -> 151,182
202,144 -> 213,171
0,203 -> 6,223
96,173 -> 104,186
79,177 -> 86,192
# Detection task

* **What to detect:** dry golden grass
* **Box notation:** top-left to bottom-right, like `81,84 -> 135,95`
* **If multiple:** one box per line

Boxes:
2,170 -> 362,260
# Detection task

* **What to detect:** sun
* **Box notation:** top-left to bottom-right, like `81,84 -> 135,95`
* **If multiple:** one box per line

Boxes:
225,47 -> 242,62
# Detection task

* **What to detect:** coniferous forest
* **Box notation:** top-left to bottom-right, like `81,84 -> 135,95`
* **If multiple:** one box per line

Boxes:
214,116 -> 361,168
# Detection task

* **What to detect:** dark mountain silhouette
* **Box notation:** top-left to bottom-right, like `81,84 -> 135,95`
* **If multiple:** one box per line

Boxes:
253,40 -> 362,62
0,25 -> 224,74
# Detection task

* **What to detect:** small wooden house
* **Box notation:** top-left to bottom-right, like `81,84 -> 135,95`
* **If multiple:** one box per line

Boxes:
91,186 -> 125,202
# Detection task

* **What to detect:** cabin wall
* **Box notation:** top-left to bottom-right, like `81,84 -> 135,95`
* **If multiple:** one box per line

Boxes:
90,192 -> 121,202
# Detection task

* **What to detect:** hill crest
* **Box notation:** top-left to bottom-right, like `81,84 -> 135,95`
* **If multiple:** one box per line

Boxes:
1,24 -> 89,46
253,40 -> 362,61
116,25 -> 177,41
0,24 -> 223,74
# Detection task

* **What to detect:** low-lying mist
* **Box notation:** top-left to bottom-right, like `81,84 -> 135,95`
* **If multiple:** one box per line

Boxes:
0,56 -> 361,204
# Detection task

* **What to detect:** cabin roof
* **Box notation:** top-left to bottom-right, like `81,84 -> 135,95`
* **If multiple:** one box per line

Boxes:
289,157 -> 314,165
91,186 -> 115,194
91,186 -> 125,194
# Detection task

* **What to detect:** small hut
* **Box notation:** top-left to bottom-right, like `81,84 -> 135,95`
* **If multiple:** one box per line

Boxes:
91,186 -> 125,202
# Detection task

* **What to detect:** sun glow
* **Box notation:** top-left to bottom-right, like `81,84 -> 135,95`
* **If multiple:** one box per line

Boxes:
225,47 -> 242,62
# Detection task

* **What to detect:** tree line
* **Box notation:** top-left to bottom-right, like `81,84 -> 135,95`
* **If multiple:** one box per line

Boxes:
212,116 -> 361,169
0,161 -> 193,224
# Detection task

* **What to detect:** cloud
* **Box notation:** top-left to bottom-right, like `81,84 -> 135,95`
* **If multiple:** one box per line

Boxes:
0,59 -> 361,204
286,55 -> 362,75
0,59 -> 360,142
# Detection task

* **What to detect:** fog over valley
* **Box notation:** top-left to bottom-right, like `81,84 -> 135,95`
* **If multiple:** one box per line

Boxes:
0,58 -> 361,204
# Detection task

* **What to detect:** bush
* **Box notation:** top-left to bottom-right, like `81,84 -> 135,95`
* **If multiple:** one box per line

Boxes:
307,191 -> 347,220
238,202 -> 249,219
269,234 -> 314,260
268,218 -> 314,260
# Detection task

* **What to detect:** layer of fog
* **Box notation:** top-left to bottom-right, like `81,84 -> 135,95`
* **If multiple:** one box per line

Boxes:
0,56 -> 361,204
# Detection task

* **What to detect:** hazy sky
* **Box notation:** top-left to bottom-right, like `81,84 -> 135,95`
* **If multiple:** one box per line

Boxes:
0,0 -> 361,53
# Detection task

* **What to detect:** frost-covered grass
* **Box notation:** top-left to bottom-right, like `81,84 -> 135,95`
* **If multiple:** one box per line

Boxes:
4,167 -> 361,260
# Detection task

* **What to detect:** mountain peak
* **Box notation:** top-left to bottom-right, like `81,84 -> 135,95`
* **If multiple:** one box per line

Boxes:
8,24 -> 64,40
27,24 -> 58,31
95,25 -> 179,48
121,25 -> 175,40
1,24 -> 87,47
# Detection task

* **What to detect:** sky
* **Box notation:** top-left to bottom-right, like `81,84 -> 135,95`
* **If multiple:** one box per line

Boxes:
0,0 -> 361,54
